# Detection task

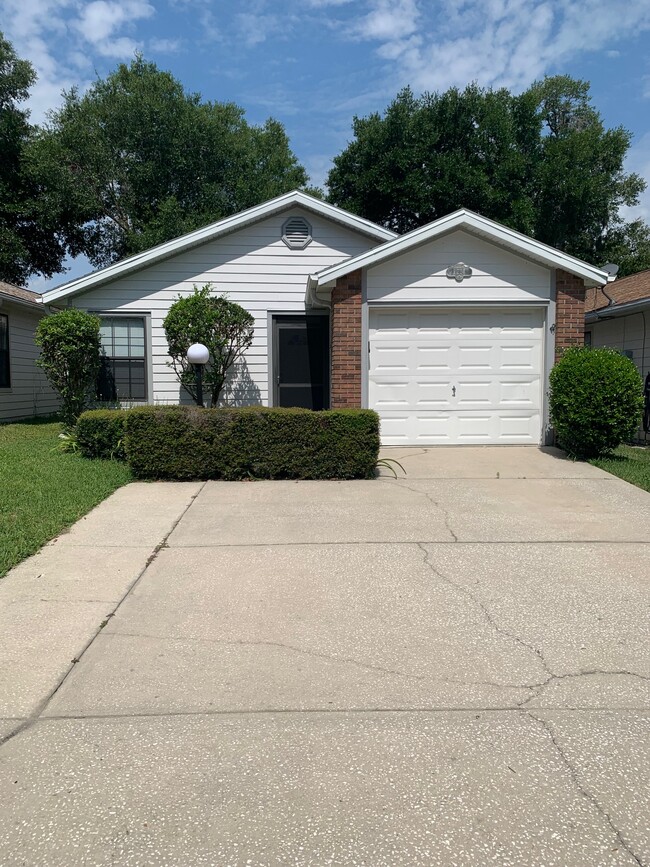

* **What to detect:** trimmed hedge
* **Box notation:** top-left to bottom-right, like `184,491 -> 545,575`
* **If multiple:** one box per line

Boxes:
549,346 -> 643,459
76,409 -> 128,460
126,406 -> 380,480
78,405 -> 380,480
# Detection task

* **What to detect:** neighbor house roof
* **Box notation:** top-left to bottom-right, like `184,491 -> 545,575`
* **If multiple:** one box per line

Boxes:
41,191 -> 398,304
585,269 -> 650,314
309,209 -> 608,289
0,281 -> 44,308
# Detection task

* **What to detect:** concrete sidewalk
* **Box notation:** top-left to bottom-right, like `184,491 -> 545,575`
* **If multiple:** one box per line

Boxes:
1,447 -> 649,865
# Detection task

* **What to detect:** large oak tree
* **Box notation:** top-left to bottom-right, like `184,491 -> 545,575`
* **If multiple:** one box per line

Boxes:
0,34 -> 72,284
327,77 -> 650,275
32,56 -> 312,269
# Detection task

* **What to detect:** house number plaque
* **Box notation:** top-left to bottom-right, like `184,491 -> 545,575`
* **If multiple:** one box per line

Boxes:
446,262 -> 473,282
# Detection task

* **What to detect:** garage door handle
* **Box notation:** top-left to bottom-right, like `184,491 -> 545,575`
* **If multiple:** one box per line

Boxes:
452,385 -> 456,397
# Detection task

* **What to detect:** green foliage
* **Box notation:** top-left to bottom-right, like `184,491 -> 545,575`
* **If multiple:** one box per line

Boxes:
549,347 -> 643,459
33,56 -> 309,268
163,285 -> 254,406
376,457 -> 406,478
327,77 -> 648,273
0,33 -> 70,283
0,420 -> 131,578
34,309 -> 101,429
76,409 -> 127,460
591,445 -> 650,493
123,406 -> 380,480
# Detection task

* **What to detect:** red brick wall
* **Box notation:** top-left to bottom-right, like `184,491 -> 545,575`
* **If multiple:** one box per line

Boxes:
331,269 -> 362,408
555,269 -> 586,360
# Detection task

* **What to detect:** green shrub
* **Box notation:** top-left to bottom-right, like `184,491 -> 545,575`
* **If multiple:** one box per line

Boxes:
124,406 -> 380,480
34,309 -> 101,429
76,409 -> 128,460
549,346 -> 643,459
163,285 -> 254,406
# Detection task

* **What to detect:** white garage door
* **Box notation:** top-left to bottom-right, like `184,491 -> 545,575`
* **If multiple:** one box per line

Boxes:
369,307 -> 544,445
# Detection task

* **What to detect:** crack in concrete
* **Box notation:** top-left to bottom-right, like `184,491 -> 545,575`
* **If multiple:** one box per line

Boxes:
388,482 -> 459,542
104,630 -> 535,693
527,712 -> 645,867
417,543 -> 552,677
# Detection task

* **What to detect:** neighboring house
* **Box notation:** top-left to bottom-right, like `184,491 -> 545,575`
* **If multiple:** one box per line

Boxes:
585,269 -> 650,440
0,282 -> 59,423
42,190 -> 607,446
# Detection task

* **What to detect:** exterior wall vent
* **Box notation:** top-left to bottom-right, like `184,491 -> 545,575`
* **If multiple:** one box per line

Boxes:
282,216 -> 312,250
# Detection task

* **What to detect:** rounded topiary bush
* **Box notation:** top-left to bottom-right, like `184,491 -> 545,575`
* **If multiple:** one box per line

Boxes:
549,346 -> 643,459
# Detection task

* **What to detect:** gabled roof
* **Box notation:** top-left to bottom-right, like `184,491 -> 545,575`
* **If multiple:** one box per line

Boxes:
586,268 -> 650,314
42,191 -> 397,303
0,281 -> 45,308
309,209 -> 608,289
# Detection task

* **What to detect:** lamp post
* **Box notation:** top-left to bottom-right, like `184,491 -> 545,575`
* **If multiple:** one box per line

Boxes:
186,343 -> 209,407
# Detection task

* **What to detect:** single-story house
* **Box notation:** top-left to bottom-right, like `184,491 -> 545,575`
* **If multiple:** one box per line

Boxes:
585,269 -> 650,440
0,282 -> 59,423
41,191 -> 608,446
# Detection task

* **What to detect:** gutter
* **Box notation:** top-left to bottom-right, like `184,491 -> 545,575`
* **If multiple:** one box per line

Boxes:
585,297 -> 650,323
0,293 -> 53,314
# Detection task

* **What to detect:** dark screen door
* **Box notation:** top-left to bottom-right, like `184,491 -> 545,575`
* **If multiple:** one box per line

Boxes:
273,315 -> 329,410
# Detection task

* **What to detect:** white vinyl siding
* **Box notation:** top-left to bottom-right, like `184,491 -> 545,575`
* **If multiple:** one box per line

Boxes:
589,312 -> 650,441
370,307 -> 544,445
72,208 -> 378,406
366,230 -> 551,304
0,303 -> 60,422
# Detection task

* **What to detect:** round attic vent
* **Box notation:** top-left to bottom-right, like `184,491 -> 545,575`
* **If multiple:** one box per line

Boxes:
282,216 -> 312,250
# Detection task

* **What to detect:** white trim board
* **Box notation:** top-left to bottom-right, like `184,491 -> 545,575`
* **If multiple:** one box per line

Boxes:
310,209 -> 608,289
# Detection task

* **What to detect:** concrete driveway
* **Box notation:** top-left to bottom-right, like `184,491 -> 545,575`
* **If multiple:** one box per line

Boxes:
1,446 -> 649,866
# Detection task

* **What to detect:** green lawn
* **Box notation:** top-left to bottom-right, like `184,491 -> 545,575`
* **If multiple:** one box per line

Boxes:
0,420 -> 132,578
591,444 -> 650,493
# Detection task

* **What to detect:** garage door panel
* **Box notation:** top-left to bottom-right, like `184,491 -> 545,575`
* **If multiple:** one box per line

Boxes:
377,411 -> 542,445
369,307 -> 544,445
457,345 -> 493,369
499,344 -> 540,370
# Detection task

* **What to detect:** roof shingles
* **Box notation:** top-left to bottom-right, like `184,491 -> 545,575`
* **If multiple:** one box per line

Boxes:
585,269 -> 650,313
0,281 -> 42,306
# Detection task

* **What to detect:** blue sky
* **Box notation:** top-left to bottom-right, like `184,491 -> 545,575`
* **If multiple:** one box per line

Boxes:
2,0 -> 650,290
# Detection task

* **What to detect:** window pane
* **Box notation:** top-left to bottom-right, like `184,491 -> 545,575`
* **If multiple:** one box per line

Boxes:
0,316 -> 9,388
0,314 -> 7,351
97,316 -> 147,400
112,337 -> 130,357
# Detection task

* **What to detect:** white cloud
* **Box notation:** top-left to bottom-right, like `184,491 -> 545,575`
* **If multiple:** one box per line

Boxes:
304,0 -> 354,7
73,0 -> 154,57
2,0 -> 157,119
236,12 -> 283,46
149,36 -> 184,53
352,0 -> 420,41
338,0 -> 650,95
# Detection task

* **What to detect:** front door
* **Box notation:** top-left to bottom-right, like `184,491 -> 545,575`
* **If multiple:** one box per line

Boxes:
273,315 -> 329,410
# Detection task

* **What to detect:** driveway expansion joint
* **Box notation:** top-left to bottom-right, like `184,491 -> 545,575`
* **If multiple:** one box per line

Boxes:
0,482 -> 207,751
527,711 -> 646,867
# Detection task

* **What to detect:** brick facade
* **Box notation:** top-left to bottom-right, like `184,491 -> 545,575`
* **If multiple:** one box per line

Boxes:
330,269 -> 362,408
555,269 -> 586,360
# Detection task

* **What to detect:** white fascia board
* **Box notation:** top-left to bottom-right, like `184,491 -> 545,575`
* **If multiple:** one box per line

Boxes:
311,209 -> 608,288
42,191 -> 397,303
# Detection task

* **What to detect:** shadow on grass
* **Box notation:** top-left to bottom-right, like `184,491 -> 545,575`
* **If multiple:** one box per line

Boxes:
0,413 -> 62,427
